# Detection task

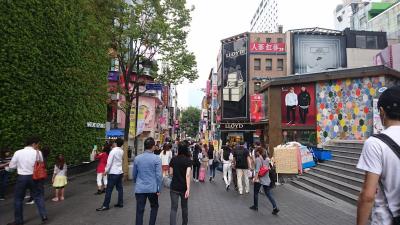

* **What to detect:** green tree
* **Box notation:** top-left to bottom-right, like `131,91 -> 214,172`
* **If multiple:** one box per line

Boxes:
180,107 -> 201,138
109,0 -> 198,174
0,0 -> 111,166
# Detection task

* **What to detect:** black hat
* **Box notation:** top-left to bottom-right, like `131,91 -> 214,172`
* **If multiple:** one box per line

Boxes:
378,86 -> 400,117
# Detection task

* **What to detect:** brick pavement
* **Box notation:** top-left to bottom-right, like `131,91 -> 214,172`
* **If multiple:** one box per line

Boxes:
0,171 -> 356,225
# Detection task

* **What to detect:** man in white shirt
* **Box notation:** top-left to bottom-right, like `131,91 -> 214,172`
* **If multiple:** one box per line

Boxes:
285,87 -> 298,125
96,138 -> 124,211
7,136 -> 48,225
357,86 -> 400,225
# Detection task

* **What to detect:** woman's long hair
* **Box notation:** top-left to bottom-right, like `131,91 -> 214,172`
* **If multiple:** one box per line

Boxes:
256,147 -> 267,160
163,143 -> 172,155
56,154 -> 65,170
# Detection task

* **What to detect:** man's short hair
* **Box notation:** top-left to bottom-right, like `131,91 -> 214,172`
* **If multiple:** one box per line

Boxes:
25,136 -> 41,146
178,142 -> 189,156
144,137 -> 155,150
115,138 -> 124,147
378,86 -> 400,120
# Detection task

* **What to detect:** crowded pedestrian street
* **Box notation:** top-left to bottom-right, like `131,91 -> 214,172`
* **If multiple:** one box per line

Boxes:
0,170 -> 355,225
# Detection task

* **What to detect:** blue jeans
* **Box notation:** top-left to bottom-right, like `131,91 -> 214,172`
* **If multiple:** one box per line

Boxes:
253,182 -> 277,209
170,191 -> 188,225
0,170 -> 9,198
208,163 -> 216,178
102,174 -> 123,208
14,175 -> 47,224
135,193 -> 159,225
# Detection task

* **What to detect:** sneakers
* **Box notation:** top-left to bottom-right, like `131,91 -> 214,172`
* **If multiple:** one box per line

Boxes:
249,205 -> 258,211
0,197 -> 5,201
272,208 -> 280,215
96,206 -> 109,211
226,185 -> 230,191
114,204 -> 123,208
209,177 -> 212,182
94,190 -> 102,195
25,199 -> 35,205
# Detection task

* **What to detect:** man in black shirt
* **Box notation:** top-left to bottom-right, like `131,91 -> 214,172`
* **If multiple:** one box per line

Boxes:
233,143 -> 252,195
298,86 -> 311,124
169,142 -> 192,225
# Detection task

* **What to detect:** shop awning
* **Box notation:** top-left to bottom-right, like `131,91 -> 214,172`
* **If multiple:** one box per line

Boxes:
106,129 -> 124,138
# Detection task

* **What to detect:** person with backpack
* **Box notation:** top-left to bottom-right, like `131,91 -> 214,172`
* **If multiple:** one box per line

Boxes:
233,142 -> 251,195
221,145 -> 233,191
249,147 -> 279,215
192,144 -> 201,182
357,86 -> 400,225
207,143 -> 216,182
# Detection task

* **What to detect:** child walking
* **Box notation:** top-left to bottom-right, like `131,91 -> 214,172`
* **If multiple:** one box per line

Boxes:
52,154 -> 67,202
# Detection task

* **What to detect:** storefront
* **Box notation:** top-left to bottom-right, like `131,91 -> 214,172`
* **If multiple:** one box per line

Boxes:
220,123 -> 265,147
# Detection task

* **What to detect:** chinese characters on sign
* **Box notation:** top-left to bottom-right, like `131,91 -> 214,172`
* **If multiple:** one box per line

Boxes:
249,42 -> 285,53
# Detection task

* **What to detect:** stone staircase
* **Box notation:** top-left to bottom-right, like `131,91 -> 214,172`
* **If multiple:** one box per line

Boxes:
291,140 -> 365,205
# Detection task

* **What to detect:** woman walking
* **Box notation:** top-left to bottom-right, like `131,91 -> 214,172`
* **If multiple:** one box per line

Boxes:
221,146 -> 233,191
160,143 -> 173,177
192,144 -> 201,182
249,147 -> 279,215
95,144 -> 111,195
169,142 -> 192,225
207,144 -> 216,182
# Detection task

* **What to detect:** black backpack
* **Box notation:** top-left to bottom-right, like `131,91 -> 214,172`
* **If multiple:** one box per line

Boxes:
235,147 -> 247,169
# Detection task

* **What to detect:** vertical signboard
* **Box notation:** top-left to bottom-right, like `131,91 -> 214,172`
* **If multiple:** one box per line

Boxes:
222,36 -> 248,119
250,94 -> 264,122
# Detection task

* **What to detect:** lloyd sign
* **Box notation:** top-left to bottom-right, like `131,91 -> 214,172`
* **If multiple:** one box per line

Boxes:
220,123 -> 256,131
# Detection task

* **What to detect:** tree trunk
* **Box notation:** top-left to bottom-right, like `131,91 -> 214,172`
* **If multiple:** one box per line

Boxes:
122,94 -> 131,181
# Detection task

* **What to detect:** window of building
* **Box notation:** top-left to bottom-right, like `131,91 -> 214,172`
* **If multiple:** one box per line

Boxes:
254,82 -> 262,92
356,35 -> 366,48
277,59 -> 284,71
366,36 -> 378,49
266,59 -> 272,70
397,14 -> 400,25
266,37 -> 272,43
254,58 -> 261,70
277,38 -> 283,43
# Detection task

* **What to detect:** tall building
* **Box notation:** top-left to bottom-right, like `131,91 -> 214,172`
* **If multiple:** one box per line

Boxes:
250,0 -> 279,33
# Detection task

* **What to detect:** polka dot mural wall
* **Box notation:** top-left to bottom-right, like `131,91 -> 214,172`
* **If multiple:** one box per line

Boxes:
316,76 -> 385,144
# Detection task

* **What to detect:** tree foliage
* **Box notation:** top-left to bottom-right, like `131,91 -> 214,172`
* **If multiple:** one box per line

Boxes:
0,0 -> 111,166
180,107 -> 201,138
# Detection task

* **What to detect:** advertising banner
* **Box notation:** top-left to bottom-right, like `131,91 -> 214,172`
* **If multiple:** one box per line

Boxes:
250,94 -> 264,122
293,34 -> 346,74
281,83 -> 316,127
373,98 -> 384,134
129,97 -> 156,137
222,36 -> 248,119
249,42 -> 285,53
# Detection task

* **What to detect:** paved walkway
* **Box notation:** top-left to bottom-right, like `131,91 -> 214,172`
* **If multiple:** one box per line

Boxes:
0,171 -> 356,225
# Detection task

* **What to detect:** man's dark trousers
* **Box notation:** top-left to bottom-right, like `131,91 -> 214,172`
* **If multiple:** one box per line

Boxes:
135,193 -> 159,225
102,174 -> 123,208
14,175 -> 47,225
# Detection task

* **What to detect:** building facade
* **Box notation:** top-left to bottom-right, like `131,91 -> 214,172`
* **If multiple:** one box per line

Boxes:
250,0 -> 279,33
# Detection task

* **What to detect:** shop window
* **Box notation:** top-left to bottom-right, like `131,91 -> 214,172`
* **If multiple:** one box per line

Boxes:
277,59 -> 284,71
366,36 -> 378,49
266,58 -> 272,70
356,35 -> 366,48
277,38 -> 283,43
266,37 -> 272,43
254,82 -> 262,92
254,58 -> 261,70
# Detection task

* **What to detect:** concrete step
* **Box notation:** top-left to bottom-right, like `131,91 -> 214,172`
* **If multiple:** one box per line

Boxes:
296,176 -> 359,205
318,163 -> 365,180
303,171 -> 361,196
312,167 -> 364,187
324,159 -> 358,170
323,145 -> 363,153
332,154 -> 360,164
330,149 -> 361,158
329,140 -> 364,148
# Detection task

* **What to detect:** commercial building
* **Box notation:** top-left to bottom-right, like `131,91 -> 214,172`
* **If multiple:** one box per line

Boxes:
250,0 -> 279,33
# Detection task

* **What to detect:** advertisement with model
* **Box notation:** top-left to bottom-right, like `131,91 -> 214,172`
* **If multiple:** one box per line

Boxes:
222,36 -> 248,120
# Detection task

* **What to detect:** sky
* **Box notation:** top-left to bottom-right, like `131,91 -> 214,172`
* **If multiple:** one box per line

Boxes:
177,0 -> 343,109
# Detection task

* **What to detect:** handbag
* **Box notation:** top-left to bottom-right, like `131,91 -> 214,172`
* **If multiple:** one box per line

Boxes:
258,165 -> 269,177
372,133 -> 400,225
32,150 -> 47,180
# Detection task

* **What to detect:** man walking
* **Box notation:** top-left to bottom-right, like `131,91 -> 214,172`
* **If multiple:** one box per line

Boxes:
298,86 -> 311,124
357,86 -> 400,225
285,87 -> 298,125
133,137 -> 162,225
96,138 -> 124,211
7,136 -> 48,225
233,142 -> 251,195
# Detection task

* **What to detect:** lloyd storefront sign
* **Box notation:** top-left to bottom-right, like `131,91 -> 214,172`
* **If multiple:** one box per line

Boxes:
220,123 -> 256,131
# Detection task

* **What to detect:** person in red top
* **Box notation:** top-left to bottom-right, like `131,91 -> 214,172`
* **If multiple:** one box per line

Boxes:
95,144 -> 111,195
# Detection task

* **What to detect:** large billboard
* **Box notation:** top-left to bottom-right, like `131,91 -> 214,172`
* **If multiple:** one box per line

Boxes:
222,37 -> 248,120
294,34 -> 346,74
281,83 -> 316,127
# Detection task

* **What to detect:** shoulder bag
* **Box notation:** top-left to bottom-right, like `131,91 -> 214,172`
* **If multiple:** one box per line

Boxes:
33,150 -> 47,180
372,133 -> 400,225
